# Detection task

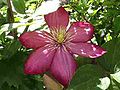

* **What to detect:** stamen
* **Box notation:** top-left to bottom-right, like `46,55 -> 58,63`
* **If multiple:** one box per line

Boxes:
57,32 -> 64,43
50,26 -> 67,44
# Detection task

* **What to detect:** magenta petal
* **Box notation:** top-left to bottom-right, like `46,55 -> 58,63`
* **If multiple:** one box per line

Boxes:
50,46 -> 77,87
24,46 -> 56,74
68,22 -> 94,43
44,7 -> 69,29
19,31 -> 51,49
66,42 -> 106,58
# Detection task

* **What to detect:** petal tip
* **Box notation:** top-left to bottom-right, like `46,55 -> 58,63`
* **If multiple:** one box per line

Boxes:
24,64 -> 40,75
89,49 -> 107,58
102,50 -> 107,54
24,63 -> 33,75
44,6 -> 69,29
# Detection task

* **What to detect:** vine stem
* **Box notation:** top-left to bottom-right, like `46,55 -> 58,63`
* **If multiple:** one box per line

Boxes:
7,0 -> 14,22
7,0 -> 17,39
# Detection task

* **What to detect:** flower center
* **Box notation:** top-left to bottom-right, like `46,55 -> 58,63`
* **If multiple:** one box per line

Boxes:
51,27 -> 67,44
57,31 -> 65,43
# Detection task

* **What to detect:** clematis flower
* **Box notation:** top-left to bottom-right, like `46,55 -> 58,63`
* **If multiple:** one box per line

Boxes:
19,7 -> 106,87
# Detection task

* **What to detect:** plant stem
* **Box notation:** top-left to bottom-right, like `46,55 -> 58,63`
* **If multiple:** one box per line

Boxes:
7,0 -> 14,23
7,0 -> 17,39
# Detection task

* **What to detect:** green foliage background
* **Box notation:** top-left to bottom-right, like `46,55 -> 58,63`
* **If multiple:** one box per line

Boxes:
0,0 -> 120,90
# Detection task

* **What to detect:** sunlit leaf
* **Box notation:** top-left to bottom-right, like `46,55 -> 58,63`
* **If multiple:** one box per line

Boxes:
111,71 -> 120,84
79,0 -> 88,5
0,23 -> 26,35
12,0 -> 26,14
97,77 -> 110,90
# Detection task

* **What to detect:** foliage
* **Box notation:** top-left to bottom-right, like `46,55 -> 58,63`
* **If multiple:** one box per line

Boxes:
0,0 -> 120,90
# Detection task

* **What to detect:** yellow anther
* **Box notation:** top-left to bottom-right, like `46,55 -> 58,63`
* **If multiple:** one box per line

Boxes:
57,32 -> 64,43
51,27 -> 66,44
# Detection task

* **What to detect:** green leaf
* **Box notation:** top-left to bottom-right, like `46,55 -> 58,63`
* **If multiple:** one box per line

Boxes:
0,0 -> 2,4
97,38 -> 120,73
110,61 -> 120,84
79,0 -> 88,5
21,75 -> 44,90
114,61 -> 120,73
108,76 -> 120,90
0,51 -> 26,87
0,51 -> 44,90
12,0 -> 26,14
114,16 -> 120,36
2,40 -> 21,59
67,64 -> 109,90
68,77 -> 110,90
76,56 -> 92,67
1,0 -> 7,4
0,82 -> 13,90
